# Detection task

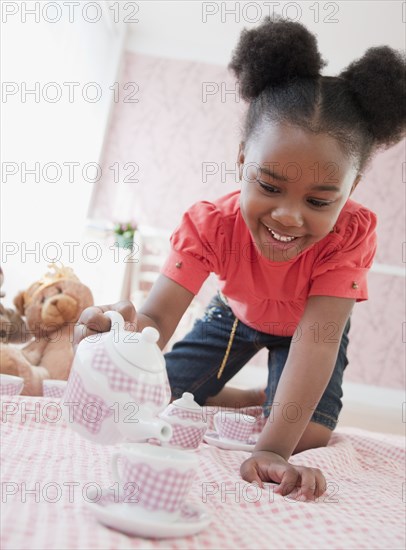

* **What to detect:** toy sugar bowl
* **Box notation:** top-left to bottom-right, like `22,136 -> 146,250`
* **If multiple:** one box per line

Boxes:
159,392 -> 207,450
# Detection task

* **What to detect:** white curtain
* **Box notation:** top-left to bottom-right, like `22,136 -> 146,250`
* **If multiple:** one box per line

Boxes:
1,2 -> 127,299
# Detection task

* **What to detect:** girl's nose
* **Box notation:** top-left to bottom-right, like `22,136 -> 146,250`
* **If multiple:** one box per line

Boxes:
271,207 -> 303,228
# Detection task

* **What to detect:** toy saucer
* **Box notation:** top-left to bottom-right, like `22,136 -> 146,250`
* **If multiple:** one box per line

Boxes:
203,431 -> 259,451
86,492 -> 211,538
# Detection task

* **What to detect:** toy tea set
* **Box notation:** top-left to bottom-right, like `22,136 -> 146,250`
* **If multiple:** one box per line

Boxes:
0,309 -> 260,538
58,311 -> 210,538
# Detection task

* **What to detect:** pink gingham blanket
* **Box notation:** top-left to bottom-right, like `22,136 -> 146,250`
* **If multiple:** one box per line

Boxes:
1,397 -> 405,550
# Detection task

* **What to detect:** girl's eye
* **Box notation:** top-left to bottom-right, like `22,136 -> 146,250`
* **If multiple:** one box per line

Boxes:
307,199 -> 331,208
257,181 -> 279,194
257,180 -> 331,208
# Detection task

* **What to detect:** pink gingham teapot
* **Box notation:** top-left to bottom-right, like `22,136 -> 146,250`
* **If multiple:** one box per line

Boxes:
62,311 -> 172,445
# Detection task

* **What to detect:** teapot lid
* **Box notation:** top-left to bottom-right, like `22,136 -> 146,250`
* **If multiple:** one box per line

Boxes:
171,392 -> 201,411
105,311 -> 164,372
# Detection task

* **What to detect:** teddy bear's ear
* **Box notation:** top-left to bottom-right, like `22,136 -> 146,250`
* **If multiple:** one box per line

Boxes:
13,291 -> 26,316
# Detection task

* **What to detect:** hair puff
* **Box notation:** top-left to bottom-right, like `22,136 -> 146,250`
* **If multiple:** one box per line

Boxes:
228,15 -> 326,101
340,46 -> 406,146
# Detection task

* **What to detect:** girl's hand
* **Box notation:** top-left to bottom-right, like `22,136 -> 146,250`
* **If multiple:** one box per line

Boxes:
240,450 -> 327,501
73,300 -> 137,349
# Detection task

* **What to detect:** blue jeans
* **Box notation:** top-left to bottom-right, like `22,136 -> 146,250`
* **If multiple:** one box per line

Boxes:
164,294 -> 350,431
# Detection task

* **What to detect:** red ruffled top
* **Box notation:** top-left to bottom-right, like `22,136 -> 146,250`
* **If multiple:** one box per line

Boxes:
161,191 -> 377,336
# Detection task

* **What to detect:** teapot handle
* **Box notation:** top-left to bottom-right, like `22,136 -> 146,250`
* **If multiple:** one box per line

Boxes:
104,310 -> 126,340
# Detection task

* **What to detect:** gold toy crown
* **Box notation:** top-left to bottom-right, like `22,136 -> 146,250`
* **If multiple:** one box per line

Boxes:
24,263 -> 80,305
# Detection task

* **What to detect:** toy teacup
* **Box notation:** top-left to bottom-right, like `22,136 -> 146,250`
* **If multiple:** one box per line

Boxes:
111,443 -> 198,522
0,374 -> 24,396
214,411 -> 256,442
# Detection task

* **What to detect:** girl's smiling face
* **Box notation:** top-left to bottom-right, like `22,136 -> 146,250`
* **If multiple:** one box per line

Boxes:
238,122 -> 361,262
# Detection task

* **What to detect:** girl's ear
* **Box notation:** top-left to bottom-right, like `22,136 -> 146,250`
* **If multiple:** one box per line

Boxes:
237,142 -> 245,181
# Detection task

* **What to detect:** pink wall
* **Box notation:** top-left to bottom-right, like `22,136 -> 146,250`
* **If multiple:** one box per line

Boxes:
90,52 -> 405,390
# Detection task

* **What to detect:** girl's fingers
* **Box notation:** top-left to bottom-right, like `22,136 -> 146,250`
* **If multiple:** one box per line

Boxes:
296,467 -> 317,500
272,466 -> 300,497
242,456 -> 327,502
251,474 -> 264,489
240,459 -> 265,488
302,468 -> 326,500
106,301 -> 137,323
314,469 -> 327,498
73,301 -> 137,348
77,306 -> 112,333
77,302 -> 136,328
293,467 -> 327,501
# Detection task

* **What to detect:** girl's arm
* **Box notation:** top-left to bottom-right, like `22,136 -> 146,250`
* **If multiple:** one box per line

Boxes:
254,295 -> 355,459
241,295 -> 355,499
136,275 -> 195,349
73,275 -> 194,351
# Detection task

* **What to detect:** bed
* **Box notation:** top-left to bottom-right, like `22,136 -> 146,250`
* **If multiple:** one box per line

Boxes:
1,396 -> 405,550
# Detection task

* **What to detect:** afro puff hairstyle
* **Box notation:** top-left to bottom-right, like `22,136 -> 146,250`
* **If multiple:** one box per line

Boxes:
228,15 -> 406,172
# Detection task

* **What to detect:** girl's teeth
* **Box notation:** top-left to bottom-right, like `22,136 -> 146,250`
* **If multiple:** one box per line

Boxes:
267,227 -> 297,242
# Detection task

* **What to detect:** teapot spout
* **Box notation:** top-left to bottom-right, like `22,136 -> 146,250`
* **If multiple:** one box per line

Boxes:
120,417 -> 173,443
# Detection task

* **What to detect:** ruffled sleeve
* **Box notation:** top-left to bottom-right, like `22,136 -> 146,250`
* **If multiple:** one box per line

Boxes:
308,205 -> 378,301
160,201 -> 226,295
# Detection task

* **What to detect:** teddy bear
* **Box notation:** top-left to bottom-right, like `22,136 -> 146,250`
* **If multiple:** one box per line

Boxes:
0,264 -> 94,395
0,266 -> 27,344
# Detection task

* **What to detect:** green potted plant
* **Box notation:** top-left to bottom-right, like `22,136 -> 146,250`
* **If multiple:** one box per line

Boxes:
113,221 -> 138,248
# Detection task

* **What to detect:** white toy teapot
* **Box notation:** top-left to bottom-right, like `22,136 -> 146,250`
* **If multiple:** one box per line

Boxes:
62,311 -> 172,445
